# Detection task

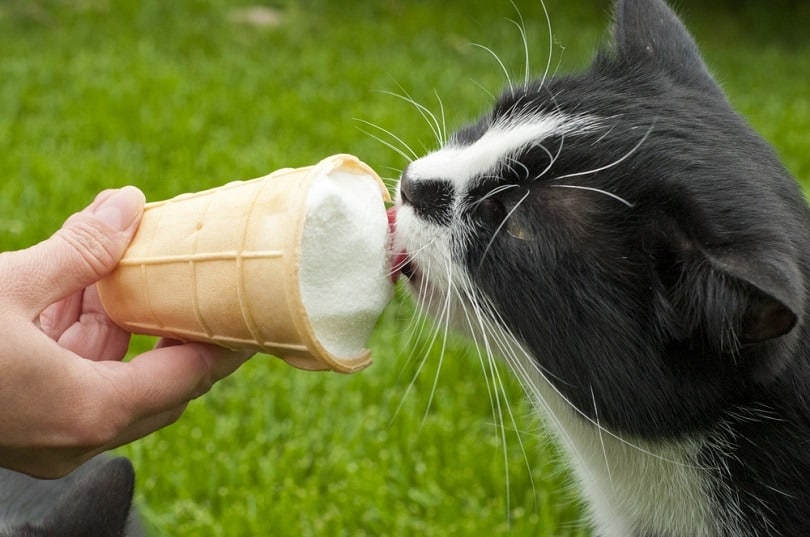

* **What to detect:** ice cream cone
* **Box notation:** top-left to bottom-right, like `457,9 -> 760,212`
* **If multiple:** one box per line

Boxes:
97,154 -> 393,373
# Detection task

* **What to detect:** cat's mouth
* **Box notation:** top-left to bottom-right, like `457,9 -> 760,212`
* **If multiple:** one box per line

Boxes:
387,207 -> 416,283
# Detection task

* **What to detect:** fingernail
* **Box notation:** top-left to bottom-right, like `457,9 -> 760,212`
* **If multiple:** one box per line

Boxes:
93,186 -> 145,231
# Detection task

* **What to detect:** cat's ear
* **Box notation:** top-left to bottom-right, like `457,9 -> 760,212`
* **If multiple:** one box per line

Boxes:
612,0 -> 719,91
650,221 -> 803,379
35,457 -> 137,537
694,250 -> 800,346
705,251 -> 801,344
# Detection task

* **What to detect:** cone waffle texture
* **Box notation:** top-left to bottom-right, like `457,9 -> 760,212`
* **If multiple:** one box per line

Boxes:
97,154 -> 392,373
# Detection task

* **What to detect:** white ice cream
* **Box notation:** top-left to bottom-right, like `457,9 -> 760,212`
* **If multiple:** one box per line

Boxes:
299,170 -> 393,359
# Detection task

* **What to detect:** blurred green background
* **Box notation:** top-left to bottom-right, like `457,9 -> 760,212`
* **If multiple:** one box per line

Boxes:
1,1 -> 808,535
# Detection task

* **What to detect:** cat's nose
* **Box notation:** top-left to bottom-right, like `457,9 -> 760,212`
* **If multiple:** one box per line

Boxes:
399,171 -> 454,225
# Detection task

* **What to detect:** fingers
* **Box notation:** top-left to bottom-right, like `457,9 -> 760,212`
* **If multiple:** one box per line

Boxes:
39,289 -> 84,340
118,343 -> 253,415
44,285 -> 131,361
0,186 -> 261,478
56,311 -> 132,362
73,343 -> 253,443
10,401 -> 191,479
78,344 -> 252,459
0,186 -> 145,319
0,335 -> 252,478
94,345 -> 251,468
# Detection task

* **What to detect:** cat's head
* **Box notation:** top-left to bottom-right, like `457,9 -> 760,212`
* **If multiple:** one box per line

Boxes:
391,0 -> 808,438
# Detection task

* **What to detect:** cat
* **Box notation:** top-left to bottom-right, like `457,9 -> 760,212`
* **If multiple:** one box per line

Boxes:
389,0 -> 810,535
0,456 -> 144,537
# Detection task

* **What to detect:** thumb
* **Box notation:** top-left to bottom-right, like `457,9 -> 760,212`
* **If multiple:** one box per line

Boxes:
2,186 -> 145,318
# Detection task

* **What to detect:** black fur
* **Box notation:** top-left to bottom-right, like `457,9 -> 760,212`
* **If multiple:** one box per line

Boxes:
0,457 -> 144,537
397,0 -> 810,535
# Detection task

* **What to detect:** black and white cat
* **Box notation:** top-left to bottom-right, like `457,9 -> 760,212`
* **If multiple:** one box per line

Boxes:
390,0 -> 810,535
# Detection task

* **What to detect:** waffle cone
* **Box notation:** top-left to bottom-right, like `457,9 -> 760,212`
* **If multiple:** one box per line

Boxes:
97,154 -> 391,373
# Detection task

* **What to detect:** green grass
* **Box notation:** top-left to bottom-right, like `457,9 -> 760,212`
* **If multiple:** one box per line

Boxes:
1,1 -> 808,535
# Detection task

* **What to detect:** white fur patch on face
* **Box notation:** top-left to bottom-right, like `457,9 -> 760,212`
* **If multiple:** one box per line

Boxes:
405,113 -> 601,191
394,112 -> 603,341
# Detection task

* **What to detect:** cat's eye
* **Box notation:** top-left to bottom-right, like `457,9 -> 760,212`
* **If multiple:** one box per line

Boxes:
472,197 -> 532,240
473,198 -> 506,228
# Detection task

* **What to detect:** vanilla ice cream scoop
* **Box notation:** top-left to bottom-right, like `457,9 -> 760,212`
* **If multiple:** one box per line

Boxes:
97,154 -> 393,373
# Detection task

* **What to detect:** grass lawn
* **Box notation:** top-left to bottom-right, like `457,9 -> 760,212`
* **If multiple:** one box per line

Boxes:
1,1 -> 808,535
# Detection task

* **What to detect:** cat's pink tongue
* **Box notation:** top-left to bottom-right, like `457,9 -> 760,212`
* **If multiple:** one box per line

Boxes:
388,207 -> 407,283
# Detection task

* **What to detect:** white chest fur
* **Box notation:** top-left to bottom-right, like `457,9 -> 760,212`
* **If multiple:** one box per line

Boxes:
515,359 -> 736,537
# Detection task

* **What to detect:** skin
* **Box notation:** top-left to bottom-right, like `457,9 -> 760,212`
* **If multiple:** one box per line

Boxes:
0,186 -> 253,479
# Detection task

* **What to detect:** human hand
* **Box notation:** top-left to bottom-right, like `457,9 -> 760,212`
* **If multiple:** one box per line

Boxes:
0,187 -> 253,478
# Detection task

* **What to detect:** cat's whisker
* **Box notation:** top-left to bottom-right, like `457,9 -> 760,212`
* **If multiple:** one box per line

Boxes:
391,243 -> 450,424
471,298 -> 514,521
506,1 -> 530,88
527,138 -> 560,181
469,293 -> 548,508
379,175 -> 403,193
390,235 -> 443,280
469,183 -> 520,209
505,156 -> 531,182
538,0 -> 554,89
551,121 -> 656,183
433,89 -> 448,147
486,318 -> 570,389
390,268 -> 437,423
469,77 -> 498,103
380,165 -> 405,176
354,118 -> 418,162
510,338 -> 707,469
455,276 -> 530,524
503,157 -> 529,184
470,184 -> 520,208
454,295 -> 516,521
477,173 -> 513,185
591,385 -> 615,491
420,259 -> 456,430
469,42 -> 514,92
550,184 -> 634,208
465,290 -> 705,471
455,290 -> 501,446
488,346 -> 514,522
477,189 -> 532,271
487,327 -> 615,479
502,160 -> 520,183
381,88 -> 446,149
492,336 -> 591,476
590,120 -> 619,147
478,313 -> 542,522
356,129 -> 415,165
